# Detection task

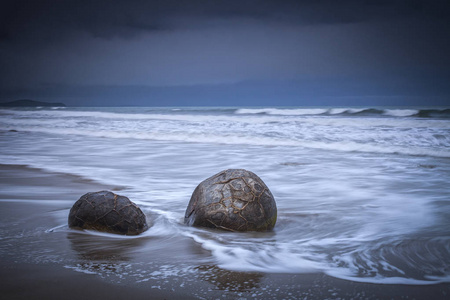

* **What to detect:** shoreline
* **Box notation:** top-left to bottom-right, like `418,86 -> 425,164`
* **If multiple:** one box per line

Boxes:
0,164 -> 126,198
1,163 -> 450,299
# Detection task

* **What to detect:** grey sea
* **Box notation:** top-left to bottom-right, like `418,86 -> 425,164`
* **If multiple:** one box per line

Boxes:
1,106 -> 449,299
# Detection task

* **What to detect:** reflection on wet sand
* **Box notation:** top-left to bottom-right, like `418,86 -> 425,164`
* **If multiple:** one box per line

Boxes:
196,265 -> 263,291
67,231 -> 146,261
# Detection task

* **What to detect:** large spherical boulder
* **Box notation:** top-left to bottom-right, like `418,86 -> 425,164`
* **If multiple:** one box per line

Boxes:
68,191 -> 148,235
185,169 -> 277,231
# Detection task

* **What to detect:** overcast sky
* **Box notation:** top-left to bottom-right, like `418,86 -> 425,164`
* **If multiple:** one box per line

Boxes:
1,0 -> 449,106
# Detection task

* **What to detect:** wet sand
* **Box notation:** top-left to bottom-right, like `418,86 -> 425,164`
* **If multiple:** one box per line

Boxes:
1,164 -> 449,299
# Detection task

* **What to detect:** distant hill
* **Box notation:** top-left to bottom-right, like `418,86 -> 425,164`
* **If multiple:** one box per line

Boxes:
0,99 -> 66,107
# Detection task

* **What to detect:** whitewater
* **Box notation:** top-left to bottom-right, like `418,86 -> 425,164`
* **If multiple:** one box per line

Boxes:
0,106 -> 449,286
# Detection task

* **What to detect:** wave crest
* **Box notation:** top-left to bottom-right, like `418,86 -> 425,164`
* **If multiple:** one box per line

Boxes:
235,107 -> 450,118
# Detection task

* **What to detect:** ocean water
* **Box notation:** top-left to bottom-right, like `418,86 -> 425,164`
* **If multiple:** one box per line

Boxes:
1,106 -> 449,287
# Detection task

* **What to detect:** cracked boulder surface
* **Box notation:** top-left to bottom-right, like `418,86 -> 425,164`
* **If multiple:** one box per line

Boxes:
185,169 -> 277,232
68,191 -> 148,235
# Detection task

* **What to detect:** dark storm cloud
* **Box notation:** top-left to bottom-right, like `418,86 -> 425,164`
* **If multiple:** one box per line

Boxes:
3,0 -> 449,40
1,0 -> 449,105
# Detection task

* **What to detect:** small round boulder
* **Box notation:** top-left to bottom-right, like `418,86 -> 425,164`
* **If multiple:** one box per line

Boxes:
185,169 -> 277,231
68,191 -> 148,235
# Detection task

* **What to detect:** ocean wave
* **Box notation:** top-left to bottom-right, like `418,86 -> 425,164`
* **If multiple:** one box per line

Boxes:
235,107 -> 450,118
3,110 -> 449,132
2,107 -> 449,125
183,228 -> 450,285
326,237 -> 450,284
182,230 -> 325,274
0,109 -> 278,125
235,108 -> 329,115
416,108 -> 450,118
2,106 -> 450,119
383,109 -> 419,117
2,126 -> 449,158
1,109 -> 173,120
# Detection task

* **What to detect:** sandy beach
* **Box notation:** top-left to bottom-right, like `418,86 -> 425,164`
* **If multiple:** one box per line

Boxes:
2,0 -> 450,296
0,164 -> 194,299
1,163 -> 449,299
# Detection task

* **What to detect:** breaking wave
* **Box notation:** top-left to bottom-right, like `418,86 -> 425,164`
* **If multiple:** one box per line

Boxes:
235,107 -> 450,118
181,225 -> 450,285
2,126 -> 449,158
1,106 -> 449,158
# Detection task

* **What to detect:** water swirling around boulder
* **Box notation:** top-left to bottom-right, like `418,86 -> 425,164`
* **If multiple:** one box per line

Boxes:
68,191 -> 148,235
185,169 -> 277,232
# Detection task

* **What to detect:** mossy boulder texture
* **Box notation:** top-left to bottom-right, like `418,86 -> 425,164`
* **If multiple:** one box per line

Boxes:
68,191 -> 148,235
185,169 -> 277,232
